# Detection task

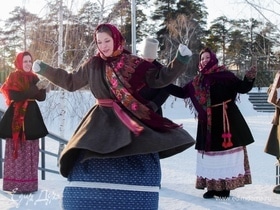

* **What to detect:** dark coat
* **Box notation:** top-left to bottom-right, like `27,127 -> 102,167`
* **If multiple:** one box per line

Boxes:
195,77 -> 254,151
0,81 -> 48,140
167,75 -> 255,151
35,55 -> 195,177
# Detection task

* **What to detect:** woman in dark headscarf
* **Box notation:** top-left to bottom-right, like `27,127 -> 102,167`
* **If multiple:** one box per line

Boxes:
167,47 -> 256,199
31,23 -> 195,209
0,51 -> 48,193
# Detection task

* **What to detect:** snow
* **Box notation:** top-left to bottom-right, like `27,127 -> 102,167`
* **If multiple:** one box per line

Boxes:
0,88 -> 280,210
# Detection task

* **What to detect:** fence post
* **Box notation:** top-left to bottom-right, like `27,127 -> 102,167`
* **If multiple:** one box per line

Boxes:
41,137 -> 45,180
0,139 -> 2,179
0,110 -> 3,178
274,159 -> 280,194
276,160 -> 280,185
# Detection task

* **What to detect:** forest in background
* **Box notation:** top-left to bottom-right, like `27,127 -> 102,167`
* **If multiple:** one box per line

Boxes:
0,0 -> 280,87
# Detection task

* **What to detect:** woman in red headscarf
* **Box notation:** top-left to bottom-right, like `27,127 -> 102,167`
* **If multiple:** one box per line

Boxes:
167,47 -> 256,199
31,23 -> 195,209
0,51 -> 48,193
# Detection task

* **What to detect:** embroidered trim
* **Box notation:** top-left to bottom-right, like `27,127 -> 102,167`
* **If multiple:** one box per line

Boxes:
198,146 -> 243,156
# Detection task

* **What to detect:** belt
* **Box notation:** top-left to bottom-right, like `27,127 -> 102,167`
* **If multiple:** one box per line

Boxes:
96,99 -> 144,136
212,99 -> 233,149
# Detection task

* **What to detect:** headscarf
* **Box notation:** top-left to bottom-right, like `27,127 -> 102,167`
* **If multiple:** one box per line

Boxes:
192,48 -> 238,150
93,23 -> 180,133
0,51 -> 38,158
94,23 -> 126,58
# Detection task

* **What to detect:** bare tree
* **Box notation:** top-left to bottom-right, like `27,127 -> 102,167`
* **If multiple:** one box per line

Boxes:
166,14 -> 198,85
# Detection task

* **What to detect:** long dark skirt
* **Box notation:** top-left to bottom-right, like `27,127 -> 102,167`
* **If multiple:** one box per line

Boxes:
63,153 -> 161,210
3,138 -> 39,193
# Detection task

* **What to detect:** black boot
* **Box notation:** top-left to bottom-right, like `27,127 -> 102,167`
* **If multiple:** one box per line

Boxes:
216,190 -> 230,198
273,185 -> 280,194
203,190 -> 216,199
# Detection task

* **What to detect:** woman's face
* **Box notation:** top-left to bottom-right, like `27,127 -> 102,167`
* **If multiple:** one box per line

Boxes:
96,32 -> 114,57
200,52 -> 211,70
22,55 -> 32,72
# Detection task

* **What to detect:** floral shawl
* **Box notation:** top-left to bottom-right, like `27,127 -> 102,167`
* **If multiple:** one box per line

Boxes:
0,51 -> 38,158
94,23 -> 180,133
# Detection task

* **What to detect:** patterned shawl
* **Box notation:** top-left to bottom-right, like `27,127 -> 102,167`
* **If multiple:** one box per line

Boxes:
0,51 -> 38,158
94,23 -> 180,133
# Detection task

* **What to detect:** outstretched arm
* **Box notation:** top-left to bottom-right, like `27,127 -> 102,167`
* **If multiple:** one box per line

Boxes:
165,84 -> 186,98
145,44 -> 192,88
235,66 -> 256,93
147,88 -> 170,112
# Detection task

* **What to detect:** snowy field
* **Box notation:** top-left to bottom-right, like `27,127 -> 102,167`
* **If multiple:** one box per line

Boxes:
0,88 -> 280,210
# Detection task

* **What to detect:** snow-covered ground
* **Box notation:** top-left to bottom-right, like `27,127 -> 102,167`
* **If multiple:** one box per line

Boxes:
0,88 -> 280,210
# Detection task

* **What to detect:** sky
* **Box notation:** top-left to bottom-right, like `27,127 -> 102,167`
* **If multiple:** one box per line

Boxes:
0,0 -> 83,21
2,0 -> 280,51
204,0 -> 280,35
1,0 -> 279,26
204,0 -> 257,24
1,87 -> 280,209
0,1 -> 237,23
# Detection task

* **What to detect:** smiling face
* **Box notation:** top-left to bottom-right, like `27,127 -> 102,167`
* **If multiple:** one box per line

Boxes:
22,55 -> 32,72
96,32 -> 114,57
200,52 -> 211,70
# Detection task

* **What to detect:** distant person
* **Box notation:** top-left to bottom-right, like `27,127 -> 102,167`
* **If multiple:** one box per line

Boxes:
32,23 -> 195,209
0,51 -> 49,193
167,47 -> 256,199
139,37 -> 170,116
265,74 -> 280,194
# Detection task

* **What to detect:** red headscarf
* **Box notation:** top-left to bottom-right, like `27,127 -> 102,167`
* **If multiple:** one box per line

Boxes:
94,23 -> 126,59
1,51 -> 36,105
0,51 -> 38,158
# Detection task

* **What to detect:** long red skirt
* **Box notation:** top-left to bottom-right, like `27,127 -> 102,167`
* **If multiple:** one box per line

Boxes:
2,138 -> 39,193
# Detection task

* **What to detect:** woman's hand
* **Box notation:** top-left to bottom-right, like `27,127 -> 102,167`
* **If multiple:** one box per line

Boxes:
36,79 -> 49,89
175,44 -> 192,64
245,66 -> 257,80
178,44 -> 192,57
